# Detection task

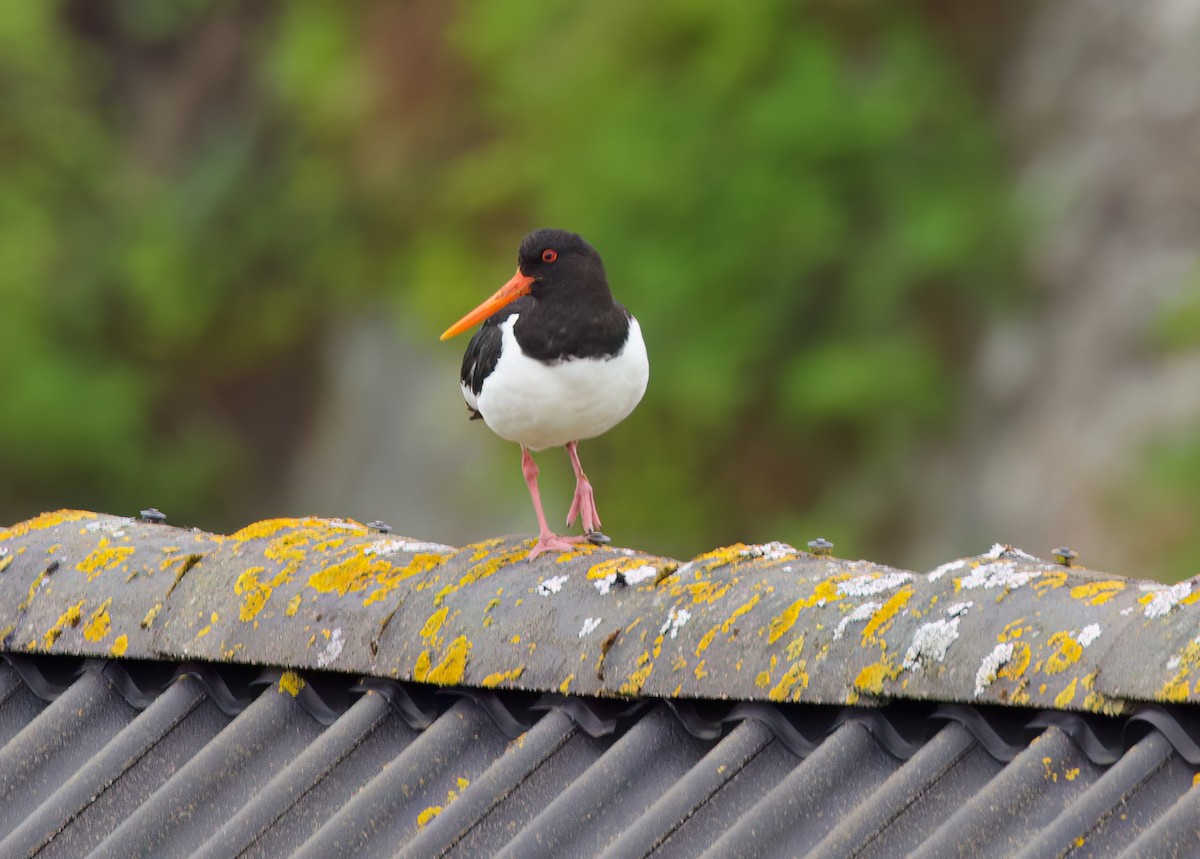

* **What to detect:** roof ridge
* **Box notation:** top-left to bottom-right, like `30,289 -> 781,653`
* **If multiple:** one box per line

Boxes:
2,510 -> 1199,713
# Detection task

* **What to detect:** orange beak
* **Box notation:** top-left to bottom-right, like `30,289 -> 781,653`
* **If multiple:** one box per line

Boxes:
440,268 -> 536,340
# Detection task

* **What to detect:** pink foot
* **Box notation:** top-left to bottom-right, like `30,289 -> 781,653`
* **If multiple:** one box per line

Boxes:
565,441 -> 603,533
521,446 -> 594,561
528,532 -> 589,560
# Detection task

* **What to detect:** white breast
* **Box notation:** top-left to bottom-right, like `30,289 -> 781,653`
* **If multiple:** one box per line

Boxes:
467,315 -> 649,451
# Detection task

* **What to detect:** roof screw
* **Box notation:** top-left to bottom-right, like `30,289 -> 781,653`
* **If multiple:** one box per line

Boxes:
1052,547 -> 1077,567
367,520 -> 393,534
139,508 -> 167,524
807,537 -> 834,557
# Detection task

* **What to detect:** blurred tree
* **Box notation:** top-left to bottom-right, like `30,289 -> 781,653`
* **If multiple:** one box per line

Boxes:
0,0 -> 1022,564
408,0 -> 1022,556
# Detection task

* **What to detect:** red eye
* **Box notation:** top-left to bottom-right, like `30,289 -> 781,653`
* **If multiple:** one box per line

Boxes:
541,248 -> 557,263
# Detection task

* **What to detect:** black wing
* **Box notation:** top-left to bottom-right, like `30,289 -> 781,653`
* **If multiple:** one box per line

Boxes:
459,297 -> 531,420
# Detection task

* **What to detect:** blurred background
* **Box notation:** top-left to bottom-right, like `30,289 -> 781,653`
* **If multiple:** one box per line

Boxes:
3,1 -> 1200,580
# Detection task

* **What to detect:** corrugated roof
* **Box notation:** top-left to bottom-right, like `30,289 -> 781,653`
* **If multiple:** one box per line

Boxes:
0,654 -> 1197,857
2,510 -> 1200,857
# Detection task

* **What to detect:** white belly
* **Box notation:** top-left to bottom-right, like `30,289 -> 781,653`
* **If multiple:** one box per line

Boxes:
468,315 -> 649,451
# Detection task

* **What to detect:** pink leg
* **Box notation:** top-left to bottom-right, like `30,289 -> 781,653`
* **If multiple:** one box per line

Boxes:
565,440 -> 602,533
522,446 -> 587,559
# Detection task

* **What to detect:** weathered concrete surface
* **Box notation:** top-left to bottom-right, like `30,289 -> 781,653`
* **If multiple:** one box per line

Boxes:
3,510 -> 1199,713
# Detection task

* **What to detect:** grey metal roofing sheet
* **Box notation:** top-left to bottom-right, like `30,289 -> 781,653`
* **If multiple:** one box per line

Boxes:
0,655 -> 1197,857
2,510 -> 1200,857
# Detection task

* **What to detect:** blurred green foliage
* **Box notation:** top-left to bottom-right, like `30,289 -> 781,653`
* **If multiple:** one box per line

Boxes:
0,0 -> 1021,560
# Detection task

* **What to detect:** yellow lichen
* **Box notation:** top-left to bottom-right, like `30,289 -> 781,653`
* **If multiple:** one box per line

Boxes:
854,660 -> 901,695
688,544 -> 752,571
285,594 -> 303,617
785,634 -> 806,661
1034,570 -> 1069,595
278,671 -> 305,696
999,642 -> 1032,681
621,659 -> 654,696
1068,581 -> 1125,606
754,670 -> 771,688
234,566 -> 273,622
111,634 -> 129,656
998,618 -> 1028,642
308,554 -> 392,597
421,607 -> 449,642
432,547 -> 525,608
721,593 -> 761,635
197,611 -> 218,638
1042,756 -> 1056,782
1055,677 -> 1079,708
861,587 -> 914,644
364,553 -> 444,607
694,659 -> 708,679
426,636 -> 471,685
76,541 -> 136,581
141,602 -> 163,629
42,600 -> 86,648
481,667 -> 524,688
685,579 -> 733,605
766,578 -> 845,645
1065,767 -> 1080,781
0,554 -> 12,574
559,673 -> 574,694
1045,631 -> 1083,674
229,518 -> 305,542
83,598 -> 113,641
1,509 -> 96,542
1157,638 -> 1200,702
416,805 -> 443,829
586,556 -> 657,580
694,626 -> 719,657
768,661 -> 809,702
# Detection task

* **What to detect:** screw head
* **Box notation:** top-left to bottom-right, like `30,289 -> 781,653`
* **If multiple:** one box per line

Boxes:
807,537 -> 834,557
1052,547 -> 1077,566
139,508 -> 167,524
367,520 -> 392,534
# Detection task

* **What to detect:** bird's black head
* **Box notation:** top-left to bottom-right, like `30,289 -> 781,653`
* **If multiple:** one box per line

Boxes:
517,228 -> 608,297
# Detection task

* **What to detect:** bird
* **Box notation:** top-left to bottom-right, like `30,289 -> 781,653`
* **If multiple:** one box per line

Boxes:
440,228 -> 649,559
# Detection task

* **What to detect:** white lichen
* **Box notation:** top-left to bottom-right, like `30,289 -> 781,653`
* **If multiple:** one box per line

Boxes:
904,617 -> 963,671
974,642 -> 1016,697
316,517 -> 367,532
593,564 -> 658,595
904,603 -> 971,672
536,574 -> 569,596
85,517 -> 134,537
984,543 -> 1038,562
739,542 -> 798,562
833,601 -> 882,640
958,561 -> 1038,591
837,571 -> 912,598
927,558 -> 967,581
1077,623 -> 1102,648
660,607 -> 691,639
1143,581 -> 1192,618
578,617 -> 602,638
316,628 -> 345,668
363,538 -> 453,556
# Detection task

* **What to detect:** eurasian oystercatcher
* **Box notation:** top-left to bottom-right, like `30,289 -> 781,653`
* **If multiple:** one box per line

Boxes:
441,229 -> 649,559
